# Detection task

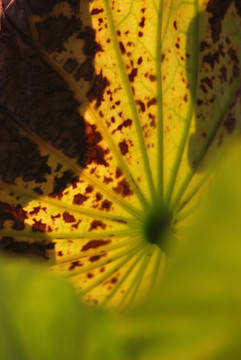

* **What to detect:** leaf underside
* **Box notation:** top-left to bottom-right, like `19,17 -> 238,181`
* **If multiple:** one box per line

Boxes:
0,0 -> 241,307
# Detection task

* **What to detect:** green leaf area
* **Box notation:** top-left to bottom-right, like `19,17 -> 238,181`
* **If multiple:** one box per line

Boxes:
2,144 -> 241,359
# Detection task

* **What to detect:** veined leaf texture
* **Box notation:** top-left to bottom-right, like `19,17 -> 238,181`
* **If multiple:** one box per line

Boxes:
0,0 -> 241,307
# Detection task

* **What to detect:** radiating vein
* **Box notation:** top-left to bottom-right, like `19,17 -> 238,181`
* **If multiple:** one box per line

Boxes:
0,180 -> 139,225
165,1 -> 199,210
79,242 -> 144,298
103,0 -> 156,205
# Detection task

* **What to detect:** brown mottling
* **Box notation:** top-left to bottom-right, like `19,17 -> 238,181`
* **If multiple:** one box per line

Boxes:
139,17 -> 145,28
147,98 -> 157,107
32,219 -> 47,233
78,26 -> 102,57
85,124 -> 109,167
63,211 -> 76,223
202,51 -> 219,69
69,260 -> 82,270
200,40 -> 210,52
81,239 -> 110,251
202,132 -> 207,138
33,187 -> 44,195
224,113 -> 236,134
63,58 -> 78,73
183,94 -> 188,103
101,200 -> 112,211
0,236 -> 54,261
74,58 -> 94,81
36,15 -> 82,53
89,220 -> 106,231
119,41 -> 126,54
1,203 -> 28,231
201,77 -> 213,90
228,48 -> 239,63
138,31 -> 143,37
173,21 -> 177,30
87,71 -> 110,108
95,192 -> 103,202
29,206 -> 41,215
89,254 -> 103,262
220,66 -> 228,82
87,273 -> 94,278
161,53 -> 165,62
51,213 -> 61,220
119,139 -> 129,155
91,8 -> 104,15
103,176 -> 113,184
111,277 -> 118,284
128,68 -> 138,82
115,167 -> 122,179
113,178 -> 133,197
197,99 -> 203,105
73,193 -> 88,205
112,119 -> 132,134
149,74 -> 156,82
86,185 -> 94,193
206,0 -> 241,43
136,100 -> 146,112
57,251 -> 63,257
233,65 -> 240,77
137,57 -> 143,65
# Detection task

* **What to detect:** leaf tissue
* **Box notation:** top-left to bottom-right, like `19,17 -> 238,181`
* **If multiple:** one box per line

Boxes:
0,0 -> 241,308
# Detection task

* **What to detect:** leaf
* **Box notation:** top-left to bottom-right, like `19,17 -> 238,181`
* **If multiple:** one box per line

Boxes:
0,0 -> 241,307
115,143 -> 241,360
0,255 -> 126,360
0,256 -> 84,360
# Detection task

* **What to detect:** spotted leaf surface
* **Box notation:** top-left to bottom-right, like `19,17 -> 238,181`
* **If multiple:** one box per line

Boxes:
0,0 -> 241,307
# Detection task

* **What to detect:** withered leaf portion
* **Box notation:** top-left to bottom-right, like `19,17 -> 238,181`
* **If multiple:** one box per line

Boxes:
0,0 -> 241,308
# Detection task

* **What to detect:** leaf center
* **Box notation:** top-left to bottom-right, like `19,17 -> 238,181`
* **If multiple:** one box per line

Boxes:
143,209 -> 176,255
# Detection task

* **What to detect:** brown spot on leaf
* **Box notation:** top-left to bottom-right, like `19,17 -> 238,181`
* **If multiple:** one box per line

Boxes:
101,200 -> 112,211
77,26 -> 102,57
36,15 -> 82,53
91,8 -> 104,15
224,113 -> 236,134
113,178 -> 133,197
87,71 -> 110,108
89,254 -> 103,262
206,0 -> 241,43
69,260 -> 83,270
74,58 -> 94,81
63,212 -> 76,223
89,220 -> 106,231
147,98 -> 157,107
63,58 -> 78,73
0,203 -> 28,231
119,41 -> 126,54
119,139 -> 129,155
136,100 -> 145,112
81,239 -> 110,251
128,68 -> 138,82
32,219 -> 47,232
73,193 -> 88,205
86,124 -> 109,167
139,17 -> 145,28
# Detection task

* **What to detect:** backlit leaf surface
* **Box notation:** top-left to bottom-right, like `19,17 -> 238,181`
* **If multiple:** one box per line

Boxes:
0,0 -> 241,307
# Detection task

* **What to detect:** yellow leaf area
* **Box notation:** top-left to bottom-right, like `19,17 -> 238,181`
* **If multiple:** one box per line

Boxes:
0,0 -> 241,308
